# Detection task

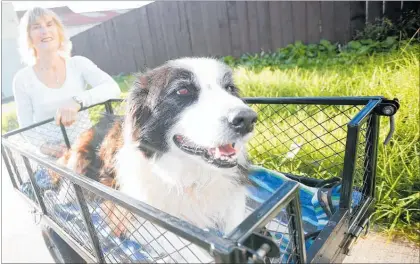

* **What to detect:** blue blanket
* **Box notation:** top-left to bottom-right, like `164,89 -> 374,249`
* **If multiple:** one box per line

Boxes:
20,166 -> 362,263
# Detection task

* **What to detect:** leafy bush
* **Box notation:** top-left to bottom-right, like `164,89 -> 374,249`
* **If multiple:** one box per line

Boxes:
222,37 -> 411,72
354,10 -> 420,41
1,111 -> 18,134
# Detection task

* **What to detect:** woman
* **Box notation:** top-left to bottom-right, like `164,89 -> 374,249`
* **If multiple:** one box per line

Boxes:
13,7 -> 121,158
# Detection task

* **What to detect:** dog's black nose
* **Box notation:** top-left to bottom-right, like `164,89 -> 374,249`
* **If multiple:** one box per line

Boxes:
228,108 -> 258,135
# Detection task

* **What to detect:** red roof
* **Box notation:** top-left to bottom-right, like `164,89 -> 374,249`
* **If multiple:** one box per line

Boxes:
16,6 -> 127,27
60,11 -> 123,26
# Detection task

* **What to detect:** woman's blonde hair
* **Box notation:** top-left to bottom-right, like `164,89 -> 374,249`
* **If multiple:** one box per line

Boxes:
18,7 -> 72,66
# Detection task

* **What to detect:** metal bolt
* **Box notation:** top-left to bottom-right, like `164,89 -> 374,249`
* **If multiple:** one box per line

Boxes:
383,106 -> 394,115
255,243 -> 271,259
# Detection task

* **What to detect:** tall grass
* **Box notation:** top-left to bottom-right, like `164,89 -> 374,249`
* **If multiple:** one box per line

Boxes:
234,45 -> 419,242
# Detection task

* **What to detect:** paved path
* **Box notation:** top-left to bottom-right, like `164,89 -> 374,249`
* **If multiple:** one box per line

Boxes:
1,158 -> 418,263
1,159 -> 54,263
343,232 -> 419,263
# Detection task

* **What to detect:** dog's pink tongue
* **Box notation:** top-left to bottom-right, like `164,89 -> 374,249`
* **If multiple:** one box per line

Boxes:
218,144 -> 236,156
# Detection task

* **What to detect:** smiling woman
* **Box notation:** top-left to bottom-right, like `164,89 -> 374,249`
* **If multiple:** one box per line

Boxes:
13,7 -> 121,158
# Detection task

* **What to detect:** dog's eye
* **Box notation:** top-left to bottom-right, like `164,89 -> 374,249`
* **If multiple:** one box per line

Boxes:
226,85 -> 235,93
176,88 -> 189,95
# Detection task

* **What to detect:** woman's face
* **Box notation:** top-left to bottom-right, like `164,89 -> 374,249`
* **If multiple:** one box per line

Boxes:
29,16 -> 61,55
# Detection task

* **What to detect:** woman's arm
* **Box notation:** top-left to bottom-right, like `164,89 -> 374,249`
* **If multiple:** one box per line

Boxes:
73,56 -> 121,108
12,71 -> 35,129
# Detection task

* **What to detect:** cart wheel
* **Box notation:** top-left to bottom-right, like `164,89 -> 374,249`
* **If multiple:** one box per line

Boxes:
41,226 -> 86,264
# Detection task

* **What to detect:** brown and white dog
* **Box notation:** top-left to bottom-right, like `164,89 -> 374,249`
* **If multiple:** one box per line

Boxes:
53,57 -> 258,261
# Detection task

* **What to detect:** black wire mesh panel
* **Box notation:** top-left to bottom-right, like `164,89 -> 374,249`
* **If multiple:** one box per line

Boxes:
242,101 -> 377,263
81,188 -> 215,263
241,193 -> 306,264
246,102 -> 374,208
350,114 -> 375,218
1,105 -> 121,258
246,103 -> 365,180
3,147 -> 96,255
4,147 -> 39,204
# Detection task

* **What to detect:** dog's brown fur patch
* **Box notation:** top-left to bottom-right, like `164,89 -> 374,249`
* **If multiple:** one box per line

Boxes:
48,128 -> 96,185
98,120 -> 123,189
50,119 -> 128,236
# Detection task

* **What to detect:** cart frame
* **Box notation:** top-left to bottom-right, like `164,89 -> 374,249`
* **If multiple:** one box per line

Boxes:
1,96 -> 399,263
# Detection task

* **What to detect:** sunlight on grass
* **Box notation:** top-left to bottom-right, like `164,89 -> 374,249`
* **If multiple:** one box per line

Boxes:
233,46 -> 419,242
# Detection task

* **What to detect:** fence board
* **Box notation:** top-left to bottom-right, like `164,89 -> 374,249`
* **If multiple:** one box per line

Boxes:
107,20 -> 124,73
334,1 -> 351,43
201,2 -> 222,56
71,29 -> 91,59
227,1 -> 241,57
127,10 -> 147,71
186,1 -> 208,56
246,1 -> 260,53
292,1 -> 308,43
157,1 -> 180,61
217,1 -> 233,56
90,24 -> 113,73
402,1 -> 420,13
306,1 -> 322,44
68,1 -> 416,76
145,3 -> 168,66
256,1 -> 272,51
367,1 -> 383,23
110,16 -> 137,73
269,1 -> 284,49
350,1 -> 366,39
320,1 -> 335,41
175,1 -> 193,58
134,6 -> 155,69
384,1 -> 402,22
279,1 -> 294,46
235,1 -> 250,53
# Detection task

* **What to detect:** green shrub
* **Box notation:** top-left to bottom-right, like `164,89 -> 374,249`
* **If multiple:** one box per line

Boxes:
354,10 -> 420,42
222,36 -> 415,72
1,111 -> 18,135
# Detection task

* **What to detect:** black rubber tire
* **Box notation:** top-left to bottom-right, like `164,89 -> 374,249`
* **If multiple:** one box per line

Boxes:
41,225 -> 86,264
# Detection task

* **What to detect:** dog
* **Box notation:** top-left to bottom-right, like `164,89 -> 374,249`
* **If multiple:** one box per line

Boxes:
52,57 -> 258,261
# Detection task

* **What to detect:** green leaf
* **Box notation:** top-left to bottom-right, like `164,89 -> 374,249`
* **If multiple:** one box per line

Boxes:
348,40 -> 362,50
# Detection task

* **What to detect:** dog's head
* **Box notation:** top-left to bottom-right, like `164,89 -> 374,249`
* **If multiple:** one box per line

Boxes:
125,57 -> 257,172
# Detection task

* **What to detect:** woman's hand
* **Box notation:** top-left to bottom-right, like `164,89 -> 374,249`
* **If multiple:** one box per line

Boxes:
55,100 -> 82,126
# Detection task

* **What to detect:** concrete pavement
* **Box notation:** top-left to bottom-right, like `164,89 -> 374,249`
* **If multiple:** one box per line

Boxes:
1,159 -> 54,263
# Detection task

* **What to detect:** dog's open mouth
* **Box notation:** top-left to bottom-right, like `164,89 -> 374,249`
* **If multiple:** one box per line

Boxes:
173,135 -> 237,168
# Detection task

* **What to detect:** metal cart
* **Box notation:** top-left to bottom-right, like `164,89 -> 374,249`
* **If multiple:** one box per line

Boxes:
1,96 -> 399,263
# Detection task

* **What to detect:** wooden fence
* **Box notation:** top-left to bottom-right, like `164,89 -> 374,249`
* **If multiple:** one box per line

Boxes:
70,1 -> 419,76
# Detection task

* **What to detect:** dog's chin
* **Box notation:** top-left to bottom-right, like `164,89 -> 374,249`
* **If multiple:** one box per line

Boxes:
172,134 -> 247,169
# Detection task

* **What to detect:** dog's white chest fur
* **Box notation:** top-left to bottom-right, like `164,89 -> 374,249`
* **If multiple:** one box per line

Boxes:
116,144 -> 247,235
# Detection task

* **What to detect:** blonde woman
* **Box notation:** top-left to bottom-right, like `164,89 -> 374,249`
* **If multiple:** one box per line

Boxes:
13,7 -> 121,157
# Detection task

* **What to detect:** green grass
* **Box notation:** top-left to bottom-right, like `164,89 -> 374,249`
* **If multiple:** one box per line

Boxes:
2,42 -> 418,243
232,44 -> 419,243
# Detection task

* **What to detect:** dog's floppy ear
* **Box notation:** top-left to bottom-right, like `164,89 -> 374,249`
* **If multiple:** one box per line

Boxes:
129,65 -> 172,112
137,75 -> 149,89
126,66 -> 173,141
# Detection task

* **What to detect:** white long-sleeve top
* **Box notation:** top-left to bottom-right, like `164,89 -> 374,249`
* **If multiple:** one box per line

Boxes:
12,55 -> 121,151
